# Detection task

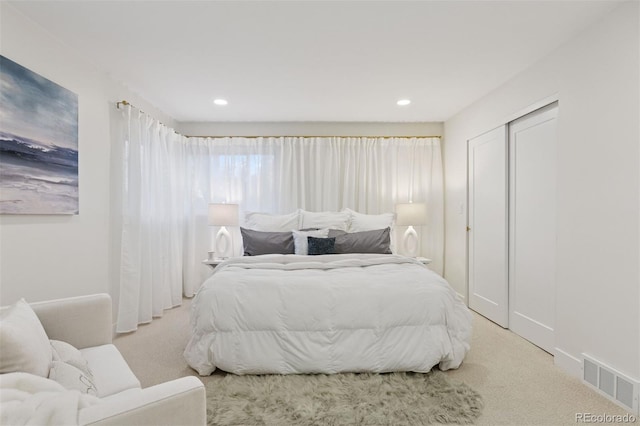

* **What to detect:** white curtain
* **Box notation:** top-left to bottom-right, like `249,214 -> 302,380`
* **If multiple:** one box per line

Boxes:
116,106 -> 186,332
116,113 -> 444,330
182,136 -> 444,296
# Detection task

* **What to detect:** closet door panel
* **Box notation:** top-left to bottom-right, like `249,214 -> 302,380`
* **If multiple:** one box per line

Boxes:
467,126 -> 508,327
508,104 -> 558,354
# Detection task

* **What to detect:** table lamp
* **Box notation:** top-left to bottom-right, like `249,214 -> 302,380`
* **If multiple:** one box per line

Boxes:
395,202 -> 427,257
208,203 -> 239,259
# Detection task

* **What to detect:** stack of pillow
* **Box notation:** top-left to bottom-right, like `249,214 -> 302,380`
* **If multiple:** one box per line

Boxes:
240,208 -> 395,256
0,299 -> 98,395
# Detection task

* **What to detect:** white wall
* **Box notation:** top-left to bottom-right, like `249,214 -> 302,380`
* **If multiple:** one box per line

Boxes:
178,121 -> 443,138
0,4 -> 175,306
0,3 -> 443,310
444,2 -> 639,380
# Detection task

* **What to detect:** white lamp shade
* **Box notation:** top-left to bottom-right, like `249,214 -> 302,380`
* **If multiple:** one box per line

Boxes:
208,203 -> 239,226
395,203 -> 427,226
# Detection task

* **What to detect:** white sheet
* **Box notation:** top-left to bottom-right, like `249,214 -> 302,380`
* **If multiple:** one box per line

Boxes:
184,254 -> 471,375
0,372 -> 99,426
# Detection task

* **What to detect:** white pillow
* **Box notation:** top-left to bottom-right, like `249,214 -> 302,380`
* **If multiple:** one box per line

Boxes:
300,210 -> 350,231
244,210 -> 300,231
51,339 -> 93,379
292,229 -> 330,255
344,208 -> 395,232
0,299 -> 53,377
49,360 -> 98,396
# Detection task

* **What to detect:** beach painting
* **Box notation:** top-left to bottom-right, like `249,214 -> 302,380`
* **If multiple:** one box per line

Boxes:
0,55 -> 79,214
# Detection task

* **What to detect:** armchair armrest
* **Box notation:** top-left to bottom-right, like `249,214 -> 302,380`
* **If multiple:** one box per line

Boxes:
30,293 -> 113,349
78,376 -> 206,426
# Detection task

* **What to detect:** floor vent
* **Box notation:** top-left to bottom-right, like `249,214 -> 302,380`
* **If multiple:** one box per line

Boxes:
582,354 -> 639,414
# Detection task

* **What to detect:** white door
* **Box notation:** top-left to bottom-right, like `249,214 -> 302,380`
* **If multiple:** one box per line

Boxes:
467,126 -> 509,327
508,103 -> 558,354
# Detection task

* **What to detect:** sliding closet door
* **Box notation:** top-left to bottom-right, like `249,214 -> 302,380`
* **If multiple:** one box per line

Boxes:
508,103 -> 558,354
467,126 -> 509,327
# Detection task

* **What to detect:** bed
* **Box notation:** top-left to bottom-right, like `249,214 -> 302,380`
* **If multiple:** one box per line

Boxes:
184,253 -> 472,375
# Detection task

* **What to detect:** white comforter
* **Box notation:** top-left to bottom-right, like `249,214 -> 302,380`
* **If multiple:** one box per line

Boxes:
184,254 -> 472,375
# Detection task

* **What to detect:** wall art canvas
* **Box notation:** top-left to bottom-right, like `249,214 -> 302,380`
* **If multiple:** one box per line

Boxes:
0,55 -> 79,214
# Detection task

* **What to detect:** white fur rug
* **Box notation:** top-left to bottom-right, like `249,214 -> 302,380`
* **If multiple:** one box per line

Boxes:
206,371 -> 483,425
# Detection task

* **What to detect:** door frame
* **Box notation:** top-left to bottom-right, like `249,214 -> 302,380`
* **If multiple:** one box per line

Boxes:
465,93 -> 559,305
465,96 -> 560,350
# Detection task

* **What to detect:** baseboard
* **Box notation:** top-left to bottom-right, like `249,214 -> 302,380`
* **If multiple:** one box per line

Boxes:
554,347 -> 582,379
456,292 -> 466,302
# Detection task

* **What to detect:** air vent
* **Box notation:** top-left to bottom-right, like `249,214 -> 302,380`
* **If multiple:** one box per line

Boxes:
582,354 -> 639,414
584,358 -> 598,387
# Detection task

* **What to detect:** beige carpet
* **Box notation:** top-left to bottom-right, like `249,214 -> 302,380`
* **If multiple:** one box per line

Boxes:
114,298 -> 631,425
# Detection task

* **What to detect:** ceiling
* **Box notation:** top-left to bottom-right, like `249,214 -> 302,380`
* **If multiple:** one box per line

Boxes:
8,1 -> 620,123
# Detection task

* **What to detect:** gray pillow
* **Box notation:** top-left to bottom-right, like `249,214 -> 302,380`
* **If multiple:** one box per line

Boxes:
241,228 -> 295,256
328,228 -> 392,254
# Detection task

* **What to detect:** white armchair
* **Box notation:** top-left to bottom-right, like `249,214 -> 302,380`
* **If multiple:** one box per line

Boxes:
4,294 -> 206,426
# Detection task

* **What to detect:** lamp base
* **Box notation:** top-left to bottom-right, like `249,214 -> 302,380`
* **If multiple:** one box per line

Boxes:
403,226 -> 419,258
215,226 -> 233,259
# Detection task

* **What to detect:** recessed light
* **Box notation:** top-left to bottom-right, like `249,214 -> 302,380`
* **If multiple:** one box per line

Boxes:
213,99 -> 228,106
397,99 -> 411,106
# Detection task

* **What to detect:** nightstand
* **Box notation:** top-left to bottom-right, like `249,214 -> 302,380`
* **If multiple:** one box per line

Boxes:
416,257 -> 432,266
202,258 -> 225,269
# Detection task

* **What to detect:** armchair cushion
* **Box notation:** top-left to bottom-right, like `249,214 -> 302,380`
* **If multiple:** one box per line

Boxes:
0,299 -> 53,377
80,345 -> 140,398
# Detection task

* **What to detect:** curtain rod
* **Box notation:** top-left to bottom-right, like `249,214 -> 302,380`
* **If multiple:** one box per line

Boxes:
116,100 -> 173,130
187,135 -> 441,139
117,100 -> 142,113
116,100 -> 133,109
116,100 -> 442,139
